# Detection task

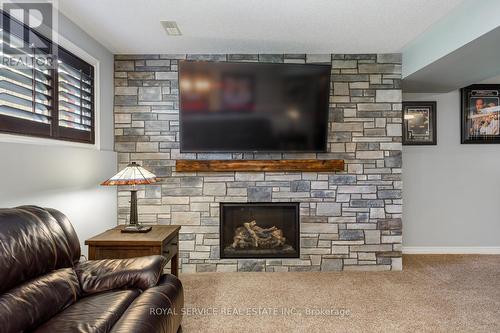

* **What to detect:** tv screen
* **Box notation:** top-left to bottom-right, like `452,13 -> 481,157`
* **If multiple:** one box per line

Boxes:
179,60 -> 330,152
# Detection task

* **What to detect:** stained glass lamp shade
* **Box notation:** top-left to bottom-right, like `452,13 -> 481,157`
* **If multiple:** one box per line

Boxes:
101,162 -> 158,186
101,162 -> 158,232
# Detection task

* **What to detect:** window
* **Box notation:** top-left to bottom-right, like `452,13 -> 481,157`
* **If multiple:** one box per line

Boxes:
0,11 -> 95,144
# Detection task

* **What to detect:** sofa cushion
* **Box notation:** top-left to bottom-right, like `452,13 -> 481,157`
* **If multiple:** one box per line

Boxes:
110,274 -> 184,333
75,255 -> 168,295
0,206 -> 80,294
33,289 -> 141,333
0,267 -> 80,333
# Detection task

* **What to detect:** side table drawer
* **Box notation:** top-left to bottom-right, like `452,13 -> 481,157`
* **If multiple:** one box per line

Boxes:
90,246 -> 161,260
162,236 -> 178,261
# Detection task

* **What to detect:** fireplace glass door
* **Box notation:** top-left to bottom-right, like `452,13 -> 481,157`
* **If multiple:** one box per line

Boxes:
220,203 -> 299,259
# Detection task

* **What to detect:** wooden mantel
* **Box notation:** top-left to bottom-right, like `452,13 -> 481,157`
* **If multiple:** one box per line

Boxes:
175,159 -> 344,172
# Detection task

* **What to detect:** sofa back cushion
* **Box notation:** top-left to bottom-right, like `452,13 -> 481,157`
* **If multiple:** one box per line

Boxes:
45,207 -> 81,264
0,267 -> 80,333
0,206 -> 81,294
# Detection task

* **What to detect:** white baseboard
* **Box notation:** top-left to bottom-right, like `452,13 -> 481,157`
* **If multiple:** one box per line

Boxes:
403,247 -> 500,254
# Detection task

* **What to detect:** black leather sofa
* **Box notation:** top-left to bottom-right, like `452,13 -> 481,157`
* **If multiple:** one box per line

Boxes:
0,206 -> 183,333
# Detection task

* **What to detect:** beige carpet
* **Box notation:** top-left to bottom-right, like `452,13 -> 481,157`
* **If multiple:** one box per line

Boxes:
179,255 -> 500,333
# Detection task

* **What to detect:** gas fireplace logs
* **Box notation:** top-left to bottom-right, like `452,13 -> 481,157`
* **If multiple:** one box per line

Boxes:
231,220 -> 287,249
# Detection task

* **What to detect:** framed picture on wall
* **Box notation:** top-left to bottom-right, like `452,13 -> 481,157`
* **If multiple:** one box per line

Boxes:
402,101 -> 437,145
461,84 -> 500,144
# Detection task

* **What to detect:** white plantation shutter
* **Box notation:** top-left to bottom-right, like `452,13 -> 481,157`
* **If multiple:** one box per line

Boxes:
0,17 -> 54,137
56,47 -> 94,142
0,11 -> 95,143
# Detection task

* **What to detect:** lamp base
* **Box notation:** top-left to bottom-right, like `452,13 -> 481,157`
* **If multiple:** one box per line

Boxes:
121,224 -> 152,233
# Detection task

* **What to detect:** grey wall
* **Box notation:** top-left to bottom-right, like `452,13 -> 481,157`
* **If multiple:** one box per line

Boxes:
402,26 -> 500,93
0,12 -> 117,255
114,53 -> 403,272
403,91 -> 500,248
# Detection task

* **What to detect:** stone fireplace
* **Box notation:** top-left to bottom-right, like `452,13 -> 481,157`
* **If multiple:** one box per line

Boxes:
114,53 -> 403,272
220,203 -> 300,259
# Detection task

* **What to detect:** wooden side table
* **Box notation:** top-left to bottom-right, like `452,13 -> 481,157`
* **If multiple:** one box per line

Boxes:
85,225 -> 180,277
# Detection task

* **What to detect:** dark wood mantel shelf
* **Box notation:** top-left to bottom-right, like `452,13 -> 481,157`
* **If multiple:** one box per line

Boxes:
175,159 -> 344,172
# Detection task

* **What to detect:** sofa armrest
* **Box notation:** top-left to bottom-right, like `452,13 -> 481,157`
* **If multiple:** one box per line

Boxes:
74,255 -> 167,295
110,274 -> 184,333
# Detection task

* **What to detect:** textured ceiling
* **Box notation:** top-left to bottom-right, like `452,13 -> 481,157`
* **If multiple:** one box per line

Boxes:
59,0 -> 463,54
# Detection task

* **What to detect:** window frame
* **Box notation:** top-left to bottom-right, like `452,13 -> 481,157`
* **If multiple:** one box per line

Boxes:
0,10 -> 95,144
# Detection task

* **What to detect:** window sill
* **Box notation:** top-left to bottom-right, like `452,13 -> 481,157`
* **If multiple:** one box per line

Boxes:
0,132 -> 100,150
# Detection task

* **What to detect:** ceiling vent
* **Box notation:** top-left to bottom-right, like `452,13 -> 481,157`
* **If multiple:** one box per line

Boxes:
161,21 -> 182,36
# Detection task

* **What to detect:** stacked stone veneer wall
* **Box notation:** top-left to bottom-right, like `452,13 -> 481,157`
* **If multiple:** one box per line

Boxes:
114,54 -> 403,272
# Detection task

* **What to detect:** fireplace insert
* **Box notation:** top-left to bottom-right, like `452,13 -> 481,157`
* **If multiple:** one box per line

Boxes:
220,203 -> 300,259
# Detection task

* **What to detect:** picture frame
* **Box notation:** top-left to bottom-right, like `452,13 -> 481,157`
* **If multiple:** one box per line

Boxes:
402,101 -> 437,145
461,84 -> 500,144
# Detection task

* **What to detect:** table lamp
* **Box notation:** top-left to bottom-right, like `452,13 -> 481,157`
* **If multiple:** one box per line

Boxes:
101,162 -> 158,233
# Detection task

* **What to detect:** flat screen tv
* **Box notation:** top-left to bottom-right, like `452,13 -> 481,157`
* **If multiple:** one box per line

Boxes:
179,60 -> 331,152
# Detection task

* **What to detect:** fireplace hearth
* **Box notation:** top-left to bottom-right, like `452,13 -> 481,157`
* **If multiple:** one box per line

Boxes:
220,203 -> 300,259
